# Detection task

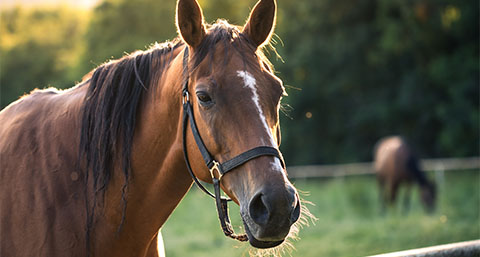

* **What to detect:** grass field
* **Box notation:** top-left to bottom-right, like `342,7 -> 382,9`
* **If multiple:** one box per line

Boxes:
161,169 -> 479,257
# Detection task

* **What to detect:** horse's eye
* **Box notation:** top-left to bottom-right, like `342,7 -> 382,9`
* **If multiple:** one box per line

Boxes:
196,91 -> 213,105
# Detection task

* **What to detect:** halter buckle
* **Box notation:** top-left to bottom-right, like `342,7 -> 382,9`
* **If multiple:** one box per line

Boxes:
209,160 -> 223,180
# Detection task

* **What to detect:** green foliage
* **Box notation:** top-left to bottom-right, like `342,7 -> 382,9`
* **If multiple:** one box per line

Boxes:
199,0 -> 256,25
162,170 -> 480,256
1,0 -> 478,163
0,7 -> 88,108
78,0 -> 177,75
273,0 -> 479,164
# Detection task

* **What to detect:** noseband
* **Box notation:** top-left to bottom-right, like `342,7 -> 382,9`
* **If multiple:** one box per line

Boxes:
181,47 -> 285,241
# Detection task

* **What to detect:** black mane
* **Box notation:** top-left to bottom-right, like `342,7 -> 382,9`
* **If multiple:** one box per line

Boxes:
79,39 -> 182,248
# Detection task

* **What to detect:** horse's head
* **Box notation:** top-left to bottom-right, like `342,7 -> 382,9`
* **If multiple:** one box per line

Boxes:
177,0 -> 301,248
421,182 -> 436,213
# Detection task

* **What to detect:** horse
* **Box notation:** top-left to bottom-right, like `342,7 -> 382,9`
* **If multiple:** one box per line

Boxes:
374,136 -> 436,213
0,0 -> 307,256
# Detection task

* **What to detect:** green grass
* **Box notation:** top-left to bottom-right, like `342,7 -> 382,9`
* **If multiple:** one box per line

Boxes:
161,170 -> 480,256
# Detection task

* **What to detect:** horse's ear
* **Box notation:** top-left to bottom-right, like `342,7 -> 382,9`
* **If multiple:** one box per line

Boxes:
242,0 -> 276,48
176,0 -> 206,48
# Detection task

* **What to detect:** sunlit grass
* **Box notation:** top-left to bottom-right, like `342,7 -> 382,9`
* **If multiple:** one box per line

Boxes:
161,170 -> 479,256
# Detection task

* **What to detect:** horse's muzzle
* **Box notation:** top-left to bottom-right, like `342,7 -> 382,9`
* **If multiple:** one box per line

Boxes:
241,184 -> 301,248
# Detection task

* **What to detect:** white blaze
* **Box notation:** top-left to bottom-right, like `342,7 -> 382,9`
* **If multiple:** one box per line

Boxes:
237,70 -> 284,173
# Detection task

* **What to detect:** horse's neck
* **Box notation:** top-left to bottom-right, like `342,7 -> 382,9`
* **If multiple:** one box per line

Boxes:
95,48 -> 194,256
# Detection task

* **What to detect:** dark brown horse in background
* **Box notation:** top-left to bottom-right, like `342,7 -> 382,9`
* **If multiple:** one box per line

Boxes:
0,0 -> 307,256
374,136 -> 436,213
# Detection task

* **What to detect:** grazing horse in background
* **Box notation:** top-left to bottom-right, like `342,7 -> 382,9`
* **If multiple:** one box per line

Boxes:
0,0 -> 307,256
374,136 -> 436,213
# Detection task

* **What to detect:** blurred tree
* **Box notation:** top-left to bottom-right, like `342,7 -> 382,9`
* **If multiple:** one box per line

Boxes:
273,0 -> 479,164
0,7 -> 88,108
199,0 -> 256,25
77,0 -> 177,75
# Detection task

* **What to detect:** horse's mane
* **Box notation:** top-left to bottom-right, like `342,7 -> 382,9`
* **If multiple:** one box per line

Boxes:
78,20 -> 275,248
79,39 -> 183,248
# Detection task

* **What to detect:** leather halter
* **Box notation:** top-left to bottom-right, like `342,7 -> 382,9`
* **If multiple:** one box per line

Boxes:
181,47 -> 285,241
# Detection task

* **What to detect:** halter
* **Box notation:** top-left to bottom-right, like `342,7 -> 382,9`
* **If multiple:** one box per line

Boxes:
181,47 -> 285,241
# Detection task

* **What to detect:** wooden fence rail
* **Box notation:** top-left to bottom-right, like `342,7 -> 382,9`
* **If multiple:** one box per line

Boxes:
287,157 -> 480,179
368,239 -> 480,257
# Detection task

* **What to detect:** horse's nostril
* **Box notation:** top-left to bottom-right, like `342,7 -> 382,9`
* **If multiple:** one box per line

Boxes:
249,193 -> 270,226
290,198 -> 301,224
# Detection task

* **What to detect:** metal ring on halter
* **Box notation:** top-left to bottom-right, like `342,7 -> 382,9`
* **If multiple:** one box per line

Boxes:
182,91 -> 189,104
209,160 -> 223,180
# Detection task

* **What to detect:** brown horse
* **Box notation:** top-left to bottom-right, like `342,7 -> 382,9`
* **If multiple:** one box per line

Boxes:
0,0 -> 306,256
374,136 -> 436,213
